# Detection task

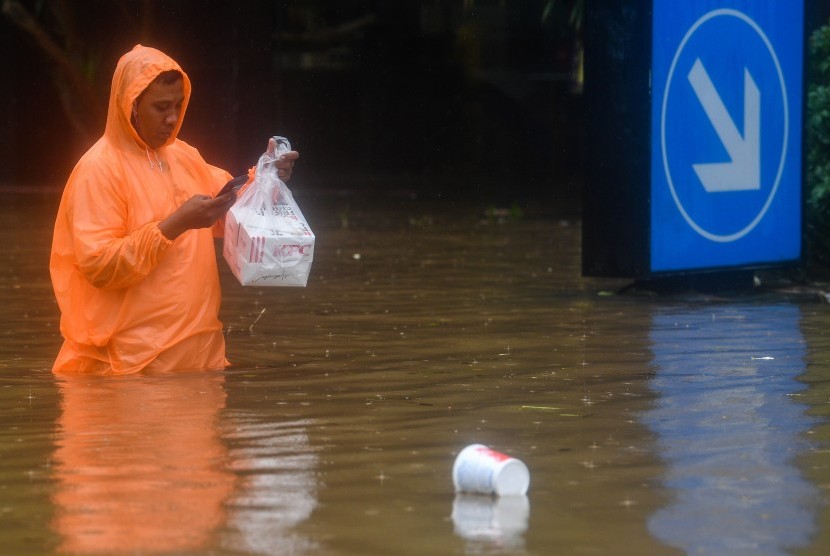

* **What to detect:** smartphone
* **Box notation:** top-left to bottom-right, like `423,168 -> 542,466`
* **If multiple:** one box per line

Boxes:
217,174 -> 248,197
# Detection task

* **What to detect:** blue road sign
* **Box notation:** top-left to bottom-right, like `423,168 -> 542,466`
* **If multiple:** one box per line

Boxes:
650,0 -> 803,272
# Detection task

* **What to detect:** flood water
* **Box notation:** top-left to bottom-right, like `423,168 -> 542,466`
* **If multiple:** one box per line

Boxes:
1,189 -> 829,555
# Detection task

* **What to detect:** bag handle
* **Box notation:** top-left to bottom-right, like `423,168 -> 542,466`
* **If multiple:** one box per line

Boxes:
250,136 -> 292,210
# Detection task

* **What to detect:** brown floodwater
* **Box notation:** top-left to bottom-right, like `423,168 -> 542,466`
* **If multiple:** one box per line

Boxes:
1,189 -> 829,555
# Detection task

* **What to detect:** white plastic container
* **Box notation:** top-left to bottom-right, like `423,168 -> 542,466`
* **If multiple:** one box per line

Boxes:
452,444 -> 530,496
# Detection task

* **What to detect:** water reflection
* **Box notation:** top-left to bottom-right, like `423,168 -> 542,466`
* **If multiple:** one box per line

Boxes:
50,372 -> 321,554
220,412 -> 319,554
451,494 -> 529,550
644,303 -> 819,554
51,372 -> 233,553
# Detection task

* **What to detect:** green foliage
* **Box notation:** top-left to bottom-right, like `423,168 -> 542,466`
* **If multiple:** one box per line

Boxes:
807,24 -> 830,271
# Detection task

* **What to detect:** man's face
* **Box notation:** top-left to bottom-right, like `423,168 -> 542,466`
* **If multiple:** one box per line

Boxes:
133,78 -> 184,149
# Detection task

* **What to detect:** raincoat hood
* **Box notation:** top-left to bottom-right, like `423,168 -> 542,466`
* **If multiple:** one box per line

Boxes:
107,44 -> 192,150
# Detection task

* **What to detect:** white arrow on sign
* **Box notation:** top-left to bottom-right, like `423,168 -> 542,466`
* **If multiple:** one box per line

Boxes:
687,57 -> 761,192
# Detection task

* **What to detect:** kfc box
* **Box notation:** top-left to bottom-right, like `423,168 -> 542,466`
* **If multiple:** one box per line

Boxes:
224,200 -> 315,287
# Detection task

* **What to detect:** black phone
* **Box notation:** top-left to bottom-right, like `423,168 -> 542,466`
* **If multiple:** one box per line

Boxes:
217,174 -> 248,197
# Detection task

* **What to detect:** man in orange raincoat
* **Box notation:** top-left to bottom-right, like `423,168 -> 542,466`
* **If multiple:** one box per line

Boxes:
50,45 -> 298,375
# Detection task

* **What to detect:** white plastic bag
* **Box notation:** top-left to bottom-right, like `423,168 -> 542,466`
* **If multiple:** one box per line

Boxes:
223,137 -> 315,287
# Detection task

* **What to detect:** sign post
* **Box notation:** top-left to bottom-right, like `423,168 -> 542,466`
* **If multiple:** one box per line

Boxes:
582,0 -> 817,282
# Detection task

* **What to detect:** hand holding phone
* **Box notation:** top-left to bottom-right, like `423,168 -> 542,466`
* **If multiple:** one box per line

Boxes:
217,174 -> 248,197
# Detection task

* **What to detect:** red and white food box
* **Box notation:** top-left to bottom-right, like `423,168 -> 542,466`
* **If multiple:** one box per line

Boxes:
223,201 -> 315,287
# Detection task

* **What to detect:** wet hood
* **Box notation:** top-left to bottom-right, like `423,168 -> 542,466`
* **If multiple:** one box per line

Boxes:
105,44 -> 192,150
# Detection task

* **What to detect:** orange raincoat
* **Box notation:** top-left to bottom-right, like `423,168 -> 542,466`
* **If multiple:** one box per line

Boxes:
50,45 -> 232,375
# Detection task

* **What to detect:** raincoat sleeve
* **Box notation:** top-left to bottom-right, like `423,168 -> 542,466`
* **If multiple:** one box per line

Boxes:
69,159 -> 173,290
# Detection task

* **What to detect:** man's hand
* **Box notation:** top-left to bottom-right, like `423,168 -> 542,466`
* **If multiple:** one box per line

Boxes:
158,193 -> 236,240
277,151 -> 299,182
266,136 -> 299,182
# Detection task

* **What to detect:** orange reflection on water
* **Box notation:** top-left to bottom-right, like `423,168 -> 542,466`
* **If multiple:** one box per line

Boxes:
51,372 -> 234,554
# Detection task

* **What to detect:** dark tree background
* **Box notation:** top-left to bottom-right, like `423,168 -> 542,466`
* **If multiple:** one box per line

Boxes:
1,0 -> 583,206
